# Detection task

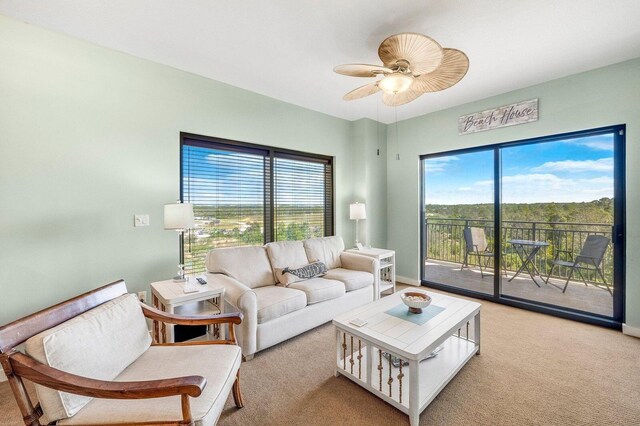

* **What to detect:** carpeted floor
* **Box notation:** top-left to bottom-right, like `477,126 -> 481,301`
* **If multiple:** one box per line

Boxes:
2,287 -> 639,425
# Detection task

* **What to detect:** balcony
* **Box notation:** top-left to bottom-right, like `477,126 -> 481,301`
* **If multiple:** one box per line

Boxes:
424,218 -> 614,317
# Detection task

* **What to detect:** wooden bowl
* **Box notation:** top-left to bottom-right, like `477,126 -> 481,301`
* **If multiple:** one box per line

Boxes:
401,291 -> 432,314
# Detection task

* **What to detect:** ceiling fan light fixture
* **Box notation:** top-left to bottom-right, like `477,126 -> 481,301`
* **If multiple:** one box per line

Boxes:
378,72 -> 414,94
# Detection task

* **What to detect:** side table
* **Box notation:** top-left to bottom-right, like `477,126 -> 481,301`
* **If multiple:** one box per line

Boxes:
150,277 -> 225,343
346,247 -> 396,299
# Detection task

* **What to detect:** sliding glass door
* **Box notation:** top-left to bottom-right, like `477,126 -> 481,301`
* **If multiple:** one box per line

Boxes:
422,150 -> 495,295
500,134 -> 616,317
420,125 -> 625,327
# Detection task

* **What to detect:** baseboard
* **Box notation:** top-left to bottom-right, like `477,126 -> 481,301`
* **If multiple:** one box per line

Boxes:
396,275 -> 420,286
622,323 -> 640,338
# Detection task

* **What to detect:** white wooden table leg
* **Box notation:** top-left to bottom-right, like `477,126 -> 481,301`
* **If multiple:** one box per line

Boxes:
474,311 -> 481,355
409,359 -> 420,426
219,295 -> 226,341
335,328 -> 341,377
366,342 -> 373,387
167,303 -> 175,343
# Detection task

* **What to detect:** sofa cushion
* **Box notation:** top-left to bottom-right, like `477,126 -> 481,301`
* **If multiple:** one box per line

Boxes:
206,246 -> 275,289
58,345 -> 242,426
288,278 -> 345,304
303,236 -> 345,270
265,241 -> 309,283
253,286 -> 307,323
323,268 -> 374,292
26,294 -> 151,422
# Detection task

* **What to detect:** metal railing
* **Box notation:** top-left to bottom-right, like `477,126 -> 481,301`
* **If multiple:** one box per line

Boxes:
425,218 -> 613,284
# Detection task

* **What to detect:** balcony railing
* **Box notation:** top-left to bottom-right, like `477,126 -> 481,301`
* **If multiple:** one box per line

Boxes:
425,218 -> 613,285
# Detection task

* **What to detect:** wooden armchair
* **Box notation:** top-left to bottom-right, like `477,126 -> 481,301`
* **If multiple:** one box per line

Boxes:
0,280 -> 244,426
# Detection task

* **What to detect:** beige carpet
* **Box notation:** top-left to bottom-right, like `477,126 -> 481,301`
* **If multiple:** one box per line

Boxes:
2,287 -> 640,425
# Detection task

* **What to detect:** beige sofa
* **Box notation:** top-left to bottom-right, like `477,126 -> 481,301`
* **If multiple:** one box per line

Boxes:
206,236 -> 378,360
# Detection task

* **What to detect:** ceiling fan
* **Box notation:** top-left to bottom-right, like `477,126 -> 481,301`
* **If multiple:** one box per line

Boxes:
334,33 -> 469,106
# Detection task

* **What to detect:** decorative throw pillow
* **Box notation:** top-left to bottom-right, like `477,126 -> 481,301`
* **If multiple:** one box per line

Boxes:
278,261 -> 327,286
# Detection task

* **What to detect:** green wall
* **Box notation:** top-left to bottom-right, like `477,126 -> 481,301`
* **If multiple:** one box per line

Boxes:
386,58 -> 640,327
0,15 -> 382,324
350,118 -> 388,248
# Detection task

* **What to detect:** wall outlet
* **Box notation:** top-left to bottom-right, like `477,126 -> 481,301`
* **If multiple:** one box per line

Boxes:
134,214 -> 149,227
137,291 -> 147,303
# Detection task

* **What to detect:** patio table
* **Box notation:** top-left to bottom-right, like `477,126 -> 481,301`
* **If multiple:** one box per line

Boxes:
507,239 -> 550,287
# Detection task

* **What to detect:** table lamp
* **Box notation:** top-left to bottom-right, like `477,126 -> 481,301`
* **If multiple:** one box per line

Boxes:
164,201 -> 195,282
349,202 -> 366,247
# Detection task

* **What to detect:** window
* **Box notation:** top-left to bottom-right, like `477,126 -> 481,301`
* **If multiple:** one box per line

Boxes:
181,133 -> 334,274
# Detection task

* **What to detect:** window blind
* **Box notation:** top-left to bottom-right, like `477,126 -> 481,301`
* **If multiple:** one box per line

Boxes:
181,134 -> 333,274
182,143 -> 267,274
274,156 -> 327,241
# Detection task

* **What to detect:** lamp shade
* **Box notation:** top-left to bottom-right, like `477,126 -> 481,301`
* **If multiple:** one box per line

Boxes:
349,202 -> 366,220
164,202 -> 195,230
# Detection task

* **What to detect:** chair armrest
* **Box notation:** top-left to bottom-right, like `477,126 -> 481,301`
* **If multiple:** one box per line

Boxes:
9,351 -> 206,399
340,252 -> 379,273
140,303 -> 243,326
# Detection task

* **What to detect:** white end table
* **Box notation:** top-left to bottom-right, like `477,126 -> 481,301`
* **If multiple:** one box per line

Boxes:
346,247 -> 396,299
150,277 -> 225,343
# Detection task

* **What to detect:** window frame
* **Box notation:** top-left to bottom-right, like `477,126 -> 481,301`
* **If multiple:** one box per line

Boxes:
179,132 -> 335,264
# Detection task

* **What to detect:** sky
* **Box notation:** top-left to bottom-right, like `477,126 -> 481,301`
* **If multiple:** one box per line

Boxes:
424,133 -> 615,205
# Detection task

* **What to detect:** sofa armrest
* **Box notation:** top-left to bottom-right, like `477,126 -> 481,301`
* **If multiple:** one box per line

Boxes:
340,252 -> 379,273
207,273 -> 258,358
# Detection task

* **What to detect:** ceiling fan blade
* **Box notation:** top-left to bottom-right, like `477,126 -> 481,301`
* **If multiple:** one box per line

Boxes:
382,88 -> 422,107
378,33 -> 443,75
334,63 -> 393,77
343,83 -> 381,101
413,49 -> 470,93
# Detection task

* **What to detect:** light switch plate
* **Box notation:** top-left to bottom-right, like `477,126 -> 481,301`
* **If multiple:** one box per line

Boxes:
134,214 -> 149,227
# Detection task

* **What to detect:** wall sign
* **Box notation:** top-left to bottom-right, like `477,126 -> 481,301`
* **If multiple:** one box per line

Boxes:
458,99 -> 538,135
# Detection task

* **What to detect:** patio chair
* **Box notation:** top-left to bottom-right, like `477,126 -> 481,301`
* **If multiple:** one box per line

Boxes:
461,227 -> 507,278
544,234 -> 611,295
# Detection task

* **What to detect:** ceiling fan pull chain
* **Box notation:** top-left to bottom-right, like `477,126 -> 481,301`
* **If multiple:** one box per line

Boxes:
395,106 -> 400,160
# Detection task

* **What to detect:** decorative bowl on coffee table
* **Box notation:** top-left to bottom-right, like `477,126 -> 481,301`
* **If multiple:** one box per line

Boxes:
401,291 -> 432,314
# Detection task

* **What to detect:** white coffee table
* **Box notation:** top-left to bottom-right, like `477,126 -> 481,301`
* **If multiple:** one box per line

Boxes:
332,289 -> 481,426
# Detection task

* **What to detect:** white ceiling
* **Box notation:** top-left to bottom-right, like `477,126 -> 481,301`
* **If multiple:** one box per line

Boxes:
1,0 -> 640,123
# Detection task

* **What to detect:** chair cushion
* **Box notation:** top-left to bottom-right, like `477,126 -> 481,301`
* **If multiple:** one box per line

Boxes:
253,286 -> 307,323
303,236 -> 345,270
25,294 -> 151,422
206,246 -> 275,289
265,241 -> 309,284
58,345 -> 242,426
288,278 -> 345,304
323,268 -> 374,292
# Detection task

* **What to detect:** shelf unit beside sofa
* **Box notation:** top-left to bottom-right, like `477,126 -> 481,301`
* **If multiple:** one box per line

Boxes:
346,247 -> 396,298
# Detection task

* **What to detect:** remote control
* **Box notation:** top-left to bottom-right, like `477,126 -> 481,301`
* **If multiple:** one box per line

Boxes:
196,277 -> 207,285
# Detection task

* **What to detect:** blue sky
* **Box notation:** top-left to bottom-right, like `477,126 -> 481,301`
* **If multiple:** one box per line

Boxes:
424,134 -> 614,205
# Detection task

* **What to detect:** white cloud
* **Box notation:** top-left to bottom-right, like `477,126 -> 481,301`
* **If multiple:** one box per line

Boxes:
531,157 -> 613,173
563,136 -> 613,151
424,156 -> 459,173
427,173 -> 613,205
